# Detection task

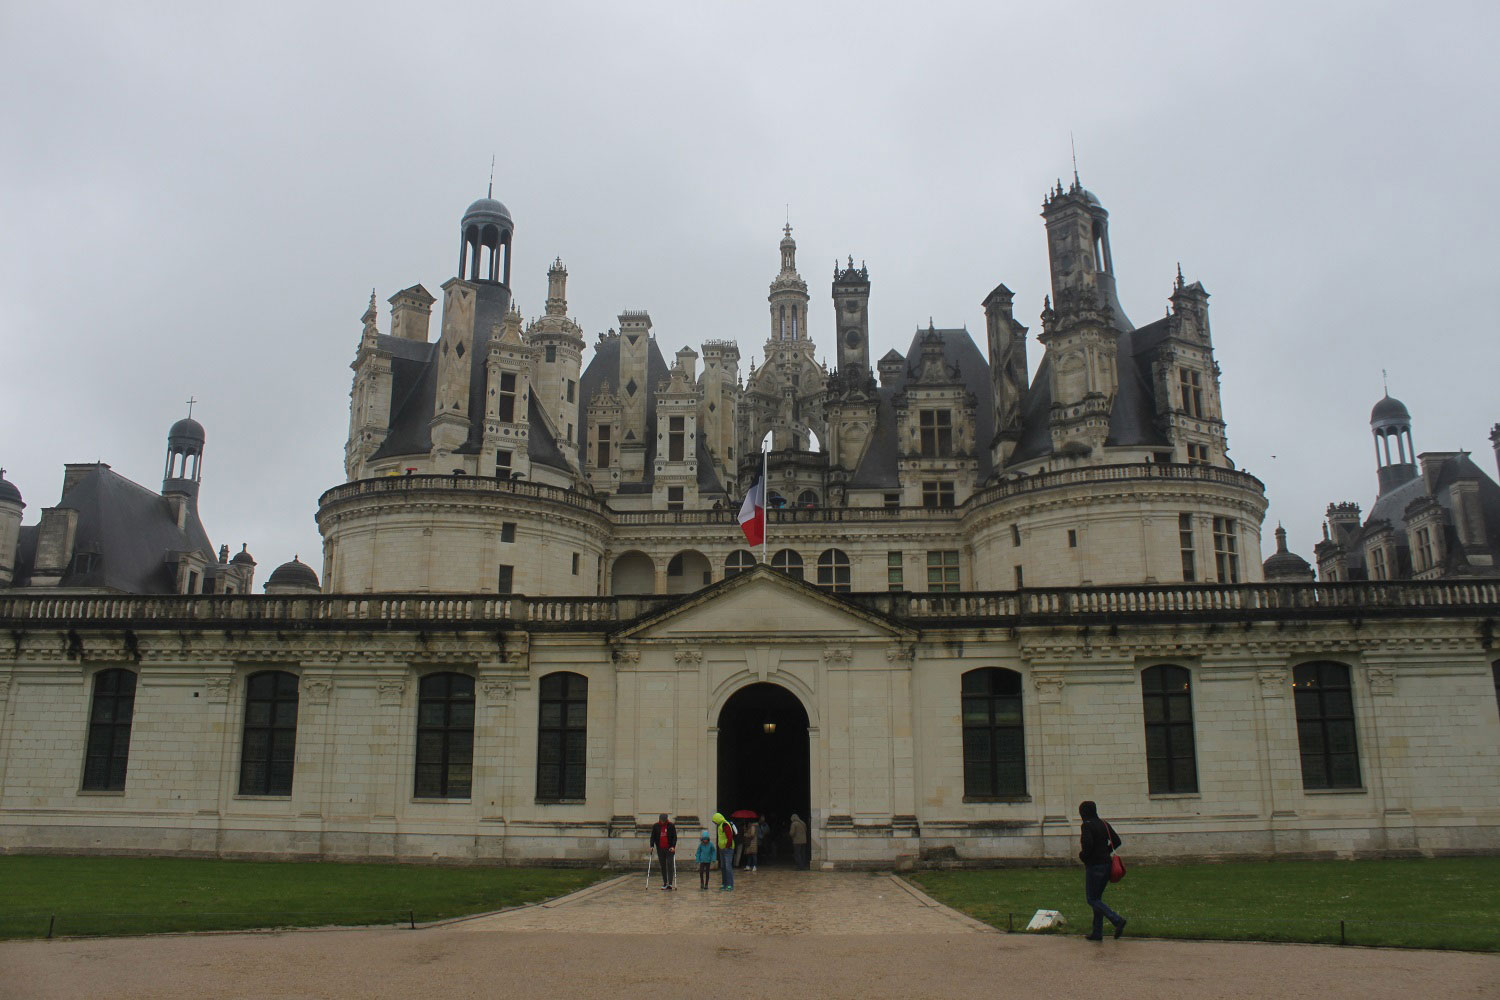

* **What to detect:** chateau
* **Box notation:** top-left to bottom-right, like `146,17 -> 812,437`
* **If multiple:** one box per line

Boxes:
0,181 -> 1496,867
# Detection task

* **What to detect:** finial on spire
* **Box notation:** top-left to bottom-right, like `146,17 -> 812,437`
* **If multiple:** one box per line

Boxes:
488,155 -> 495,198
186,396 -> 198,419
1382,368 -> 1389,395
1070,132 -> 1080,186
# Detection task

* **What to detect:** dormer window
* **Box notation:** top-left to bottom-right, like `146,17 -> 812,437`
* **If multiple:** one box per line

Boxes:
499,372 -> 517,422
919,409 -> 953,457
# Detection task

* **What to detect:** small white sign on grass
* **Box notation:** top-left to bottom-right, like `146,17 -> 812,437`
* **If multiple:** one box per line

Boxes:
1025,909 -> 1066,931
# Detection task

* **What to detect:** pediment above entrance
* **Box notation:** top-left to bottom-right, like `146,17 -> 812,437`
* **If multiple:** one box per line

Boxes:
613,566 -> 912,642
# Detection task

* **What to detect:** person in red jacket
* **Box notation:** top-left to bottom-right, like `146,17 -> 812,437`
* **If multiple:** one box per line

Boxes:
648,813 -> 677,890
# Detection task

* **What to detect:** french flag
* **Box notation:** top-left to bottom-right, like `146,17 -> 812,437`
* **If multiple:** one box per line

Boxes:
738,473 -> 765,547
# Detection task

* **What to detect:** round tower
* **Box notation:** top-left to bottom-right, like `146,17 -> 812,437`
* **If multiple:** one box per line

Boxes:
264,556 -> 321,595
0,468 -> 24,586
458,195 -> 514,285
163,415 -> 206,498
1371,392 -> 1416,494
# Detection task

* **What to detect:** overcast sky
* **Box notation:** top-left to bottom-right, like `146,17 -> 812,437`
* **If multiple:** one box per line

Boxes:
2,1 -> 1495,582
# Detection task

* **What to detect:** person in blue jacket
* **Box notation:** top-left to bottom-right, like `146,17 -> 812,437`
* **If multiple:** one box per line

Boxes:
695,829 -> 717,890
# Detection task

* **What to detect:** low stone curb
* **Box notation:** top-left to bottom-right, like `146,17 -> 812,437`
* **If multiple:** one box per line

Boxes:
889,875 -> 1000,934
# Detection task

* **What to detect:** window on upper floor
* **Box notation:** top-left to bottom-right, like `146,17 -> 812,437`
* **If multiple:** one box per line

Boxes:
1014,565 -> 1024,588
415,672 -> 474,799
596,425 -> 611,468
496,449 -> 513,478
1141,665 -> 1198,794
537,672 -> 587,802
816,549 -> 851,592
1180,514 -> 1196,582
1371,546 -> 1387,580
667,486 -> 684,511
884,493 -> 900,510
1187,443 -> 1211,465
961,668 -> 1026,799
926,550 -> 960,592
1179,368 -> 1204,419
1067,529 -> 1078,548
921,481 -> 955,509
501,522 -> 516,543
919,409 -> 953,457
497,564 -> 514,594
1011,524 -> 1021,547
239,671 -> 298,797
499,372 -> 517,422
668,416 -> 685,462
887,551 -> 904,592
82,669 -> 136,792
724,550 -> 756,579
1293,661 -> 1361,790
1212,516 -> 1239,583
1416,527 -> 1434,572
571,553 -> 580,576
566,380 -> 575,403
545,344 -> 557,363
770,549 -> 804,580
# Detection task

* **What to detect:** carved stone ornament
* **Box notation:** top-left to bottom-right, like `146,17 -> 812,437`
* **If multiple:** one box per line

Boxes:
885,643 -> 915,662
1032,672 -> 1065,703
481,678 -> 515,702
673,648 -> 703,665
302,678 -> 332,706
204,676 -> 231,703
1365,666 -> 1396,697
822,647 -> 852,664
1257,670 -> 1288,698
611,648 -> 641,663
377,679 -> 406,706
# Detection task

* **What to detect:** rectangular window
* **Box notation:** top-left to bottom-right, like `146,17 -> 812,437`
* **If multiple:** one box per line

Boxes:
566,423 -> 573,445
1179,368 -> 1204,418
668,416 -> 685,461
921,481 -> 955,508
571,553 -> 580,576
1187,443 -> 1210,465
497,564 -> 514,594
537,672 -> 588,801
414,672 -> 474,799
566,379 -> 575,403
667,486 -> 684,511
499,372 -> 517,423
1212,516 -> 1239,583
1014,565 -> 1024,589
886,551 -> 904,591
926,550 -> 960,592
884,493 -> 901,510
545,344 -> 557,363
1294,662 -> 1361,790
919,409 -> 953,457
1142,665 -> 1198,794
496,449 -> 513,477
239,671 -> 298,797
82,669 -> 136,791
186,571 -> 199,594
962,668 -> 1026,798
1011,524 -> 1021,547
1179,513 -> 1196,582
501,522 -> 516,543
1371,546 -> 1387,580
1067,529 -> 1078,548
596,425 -> 611,468
1416,527 -> 1433,571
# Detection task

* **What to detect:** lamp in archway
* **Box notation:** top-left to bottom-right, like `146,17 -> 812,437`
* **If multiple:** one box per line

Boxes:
763,723 -> 776,734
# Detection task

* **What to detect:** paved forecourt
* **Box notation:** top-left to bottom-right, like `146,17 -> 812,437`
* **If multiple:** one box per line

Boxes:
1,868 -> 1494,1000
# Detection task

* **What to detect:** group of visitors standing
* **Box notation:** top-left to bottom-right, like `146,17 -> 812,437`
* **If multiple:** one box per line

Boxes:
646,811 -> 810,891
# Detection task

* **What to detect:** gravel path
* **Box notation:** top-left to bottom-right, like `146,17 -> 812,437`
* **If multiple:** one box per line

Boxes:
1,868 -> 1493,999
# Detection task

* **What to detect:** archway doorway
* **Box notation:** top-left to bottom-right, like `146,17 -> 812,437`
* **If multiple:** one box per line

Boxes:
717,682 -> 810,867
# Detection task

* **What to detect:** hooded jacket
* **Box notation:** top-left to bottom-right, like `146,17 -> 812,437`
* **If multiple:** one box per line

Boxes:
788,814 -> 808,845
712,812 -> 736,850
1078,800 -> 1121,865
695,832 -> 717,864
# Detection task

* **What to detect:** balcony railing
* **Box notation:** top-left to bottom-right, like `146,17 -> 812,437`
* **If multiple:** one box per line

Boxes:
2,579 -> 1493,632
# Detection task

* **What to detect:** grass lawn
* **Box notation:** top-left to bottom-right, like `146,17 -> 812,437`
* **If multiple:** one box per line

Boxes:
0,856 -> 607,939
910,857 -> 1500,952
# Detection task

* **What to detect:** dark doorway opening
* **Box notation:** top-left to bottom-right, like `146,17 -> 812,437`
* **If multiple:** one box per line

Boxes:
717,682 -> 810,867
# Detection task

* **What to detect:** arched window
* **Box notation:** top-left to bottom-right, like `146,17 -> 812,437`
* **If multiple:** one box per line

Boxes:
816,549 -> 851,592
724,550 -> 757,578
415,672 -> 475,799
798,489 -> 819,508
961,668 -> 1025,798
1293,661 -> 1361,790
82,668 -> 136,791
1141,665 -> 1197,794
770,549 -> 804,580
538,672 -> 588,801
240,671 -> 299,796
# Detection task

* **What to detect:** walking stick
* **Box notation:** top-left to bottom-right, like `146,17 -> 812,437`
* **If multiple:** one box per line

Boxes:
645,851 -> 653,889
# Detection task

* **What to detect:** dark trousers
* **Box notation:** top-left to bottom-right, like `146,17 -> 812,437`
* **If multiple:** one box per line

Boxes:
794,843 -> 809,869
718,847 -> 735,887
1084,862 -> 1124,937
656,847 -> 674,886
698,861 -> 711,888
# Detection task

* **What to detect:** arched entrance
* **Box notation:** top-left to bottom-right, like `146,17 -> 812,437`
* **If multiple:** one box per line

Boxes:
716,683 -> 810,867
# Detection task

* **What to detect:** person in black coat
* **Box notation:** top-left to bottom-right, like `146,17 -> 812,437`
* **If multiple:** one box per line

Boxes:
1078,800 -> 1126,940
648,813 -> 677,889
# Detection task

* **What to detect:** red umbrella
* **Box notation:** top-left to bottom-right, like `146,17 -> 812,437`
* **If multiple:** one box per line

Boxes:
729,809 -> 758,819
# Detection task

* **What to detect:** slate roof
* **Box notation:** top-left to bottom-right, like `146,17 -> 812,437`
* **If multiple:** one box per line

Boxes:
10,465 -> 215,594
848,327 -> 996,488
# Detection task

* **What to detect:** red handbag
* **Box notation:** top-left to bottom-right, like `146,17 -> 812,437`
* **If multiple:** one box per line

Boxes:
1109,853 -> 1126,883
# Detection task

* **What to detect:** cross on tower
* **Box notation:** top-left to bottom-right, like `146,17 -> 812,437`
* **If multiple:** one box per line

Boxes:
186,396 -> 197,418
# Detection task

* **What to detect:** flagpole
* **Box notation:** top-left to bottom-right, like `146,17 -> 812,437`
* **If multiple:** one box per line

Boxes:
761,446 -> 768,564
